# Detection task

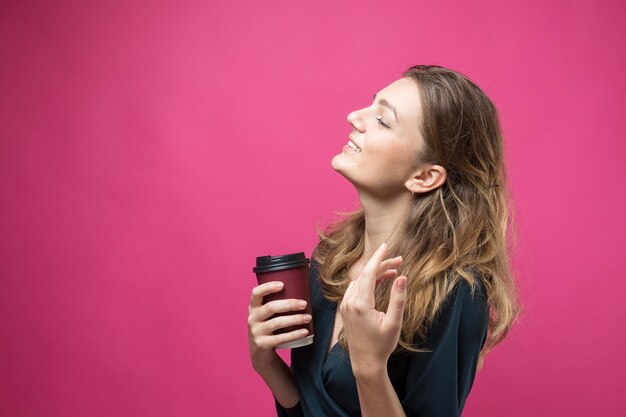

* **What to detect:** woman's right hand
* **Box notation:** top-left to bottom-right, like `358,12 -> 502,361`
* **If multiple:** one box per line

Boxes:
248,281 -> 312,373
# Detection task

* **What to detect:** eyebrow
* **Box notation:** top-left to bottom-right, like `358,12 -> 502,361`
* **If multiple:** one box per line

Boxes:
373,93 -> 399,124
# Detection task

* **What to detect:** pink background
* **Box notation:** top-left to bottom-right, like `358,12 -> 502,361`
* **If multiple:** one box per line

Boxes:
1,0 -> 625,416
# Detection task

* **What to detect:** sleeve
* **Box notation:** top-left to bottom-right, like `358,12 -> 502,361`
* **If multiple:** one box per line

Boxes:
401,279 -> 490,417
273,353 -> 304,417
275,398 -> 305,417
274,258 -> 318,417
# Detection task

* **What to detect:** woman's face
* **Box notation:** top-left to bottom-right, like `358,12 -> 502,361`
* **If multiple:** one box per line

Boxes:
331,77 -> 426,197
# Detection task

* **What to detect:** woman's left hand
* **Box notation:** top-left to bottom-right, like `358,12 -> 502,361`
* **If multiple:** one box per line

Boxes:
339,242 -> 407,376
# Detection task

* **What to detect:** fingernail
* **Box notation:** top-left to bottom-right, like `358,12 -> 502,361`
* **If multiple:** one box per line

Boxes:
398,279 -> 407,290
275,282 -> 284,288
298,300 -> 307,308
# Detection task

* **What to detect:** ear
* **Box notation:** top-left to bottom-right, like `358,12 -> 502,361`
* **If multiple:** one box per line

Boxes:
405,164 -> 447,194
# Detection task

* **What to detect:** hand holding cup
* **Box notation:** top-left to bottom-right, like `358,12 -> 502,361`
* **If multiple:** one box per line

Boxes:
248,253 -> 315,372
247,281 -> 312,371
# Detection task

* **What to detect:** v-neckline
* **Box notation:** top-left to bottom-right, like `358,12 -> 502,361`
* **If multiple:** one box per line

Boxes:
325,304 -> 341,355
323,264 -> 360,357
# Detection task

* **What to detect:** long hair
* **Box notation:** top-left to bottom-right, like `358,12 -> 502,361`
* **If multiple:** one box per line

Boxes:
312,65 -> 521,371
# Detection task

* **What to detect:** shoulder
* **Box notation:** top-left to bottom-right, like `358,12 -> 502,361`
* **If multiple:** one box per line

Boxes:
399,277 -> 490,415
451,276 -> 490,344
310,255 -> 319,271
456,276 -> 489,318
307,256 -> 323,304
420,276 -> 489,347
437,276 -> 488,317
308,256 -> 318,278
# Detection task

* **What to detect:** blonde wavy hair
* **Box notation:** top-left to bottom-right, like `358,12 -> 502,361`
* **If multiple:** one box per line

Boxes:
312,65 -> 521,371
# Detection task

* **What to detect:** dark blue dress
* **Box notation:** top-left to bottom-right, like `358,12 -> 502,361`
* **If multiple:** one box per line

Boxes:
275,258 -> 489,417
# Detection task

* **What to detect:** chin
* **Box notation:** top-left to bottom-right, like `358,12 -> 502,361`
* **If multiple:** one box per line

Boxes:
331,153 -> 343,171
331,157 -> 354,182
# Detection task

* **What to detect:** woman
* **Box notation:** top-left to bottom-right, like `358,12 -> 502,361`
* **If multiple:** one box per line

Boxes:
247,65 -> 520,417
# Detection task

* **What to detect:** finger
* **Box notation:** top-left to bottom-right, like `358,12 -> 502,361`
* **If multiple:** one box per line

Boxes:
384,276 -> 408,329
374,257 -> 402,284
339,280 -> 356,313
359,242 -> 390,294
256,328 -> 310,350
378,256 -> 403,274
375,269 -> 398,284
250,281 -> 284,308
260,313 -> 312,334
345,280 -> 356,297
253,298 -> 308,322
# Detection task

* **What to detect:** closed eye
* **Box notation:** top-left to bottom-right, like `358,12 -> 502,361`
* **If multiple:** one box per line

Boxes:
376,116 -> 390,129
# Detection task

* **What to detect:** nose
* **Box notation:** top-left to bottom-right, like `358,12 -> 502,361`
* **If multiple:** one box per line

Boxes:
347,110 -> 364,132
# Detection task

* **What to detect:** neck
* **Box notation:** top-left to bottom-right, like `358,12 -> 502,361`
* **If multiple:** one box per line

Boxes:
357,189 -> 413,259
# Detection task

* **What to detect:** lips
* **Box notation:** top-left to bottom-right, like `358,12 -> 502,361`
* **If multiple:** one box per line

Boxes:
347,136 -> 362,152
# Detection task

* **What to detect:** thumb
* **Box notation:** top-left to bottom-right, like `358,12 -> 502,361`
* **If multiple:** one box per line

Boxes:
384,276 -> 407,328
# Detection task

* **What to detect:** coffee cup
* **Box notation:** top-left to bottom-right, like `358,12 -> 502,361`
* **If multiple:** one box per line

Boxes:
253,252 -> 314,349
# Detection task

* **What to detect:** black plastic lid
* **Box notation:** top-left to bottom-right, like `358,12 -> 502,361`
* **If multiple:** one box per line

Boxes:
253,252 -> 310,274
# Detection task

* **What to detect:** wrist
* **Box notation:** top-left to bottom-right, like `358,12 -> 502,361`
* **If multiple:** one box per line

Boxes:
351,360 -> 387,380
252,350 -> 282,374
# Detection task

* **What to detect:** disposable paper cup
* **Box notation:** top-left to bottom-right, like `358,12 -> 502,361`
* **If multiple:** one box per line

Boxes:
253,252 -> 314,349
